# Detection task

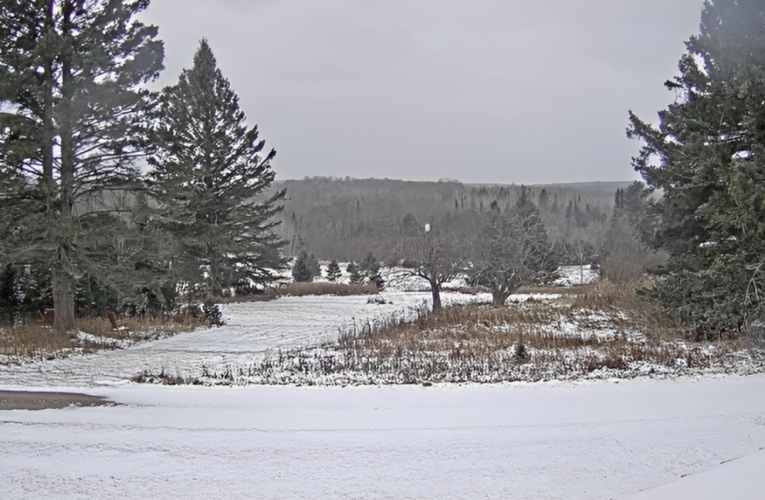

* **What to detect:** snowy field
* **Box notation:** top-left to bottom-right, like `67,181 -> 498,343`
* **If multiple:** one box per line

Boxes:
2,378 -> 765,499
1,291 -> 764,498
0,291 -> 473,387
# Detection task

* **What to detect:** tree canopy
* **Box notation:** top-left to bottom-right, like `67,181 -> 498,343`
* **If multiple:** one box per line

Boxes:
0,0 -> 164,331
628,0 -> 765,335
149,39 -> 285,297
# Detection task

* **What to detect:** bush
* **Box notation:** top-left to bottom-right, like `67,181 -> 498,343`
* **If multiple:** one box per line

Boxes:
346,261 -> 362,284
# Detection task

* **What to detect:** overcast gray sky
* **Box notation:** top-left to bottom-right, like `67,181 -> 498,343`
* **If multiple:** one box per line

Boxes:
139,0 -> 704,184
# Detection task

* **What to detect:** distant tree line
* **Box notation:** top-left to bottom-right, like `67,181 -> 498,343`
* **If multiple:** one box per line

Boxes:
276,177 -> 619,265
280,0 -> 765,335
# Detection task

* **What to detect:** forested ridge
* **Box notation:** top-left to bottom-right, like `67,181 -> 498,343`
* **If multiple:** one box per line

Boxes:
275,177 -> 628,262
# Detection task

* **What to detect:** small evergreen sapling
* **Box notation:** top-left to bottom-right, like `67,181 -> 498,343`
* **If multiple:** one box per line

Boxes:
326,260 -> 342,281
346,262 -> 363,284
359,251 -> 384,290
292,250 -> 314,283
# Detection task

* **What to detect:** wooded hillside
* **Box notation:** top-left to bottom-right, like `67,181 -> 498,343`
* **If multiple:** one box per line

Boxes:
275,177 -> 630,263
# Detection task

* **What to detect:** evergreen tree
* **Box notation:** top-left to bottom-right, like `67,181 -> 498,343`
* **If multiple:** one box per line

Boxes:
149,40 -> 286,297
326,259 -> 342,281
307,252 -> 321,280
0,0 -> 164,331
346,261 -> 363,284
628,0 -> 765,335
0,264 -> 19,326
359,251 -> 384,290
292,250 -> 314,283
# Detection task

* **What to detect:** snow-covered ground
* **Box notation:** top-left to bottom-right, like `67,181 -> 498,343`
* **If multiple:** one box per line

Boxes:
2,292 -> 764,498
2,377 -> 765,499
554,264 -> 600,286
0,291 -> 483,387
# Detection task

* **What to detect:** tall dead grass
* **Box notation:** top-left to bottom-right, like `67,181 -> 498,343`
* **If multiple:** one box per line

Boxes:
196,282 -> 760,385
218,282 -> 379,303
0,315 -> 199,362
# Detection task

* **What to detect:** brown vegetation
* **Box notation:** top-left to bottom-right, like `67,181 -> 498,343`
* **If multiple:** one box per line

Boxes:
218,282 -> 379,303
0,315 -> 199,362
198,281 -> 762,385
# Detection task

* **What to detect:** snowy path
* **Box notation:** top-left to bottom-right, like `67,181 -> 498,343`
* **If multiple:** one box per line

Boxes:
0,292 -> 443,387
2,377 -> 765,499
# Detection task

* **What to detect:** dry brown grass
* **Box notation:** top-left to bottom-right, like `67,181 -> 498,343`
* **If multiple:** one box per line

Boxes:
0,314 -> 200,362
219,282 -> 379,303
197,281 -> 760,385
0,322 -> 75,360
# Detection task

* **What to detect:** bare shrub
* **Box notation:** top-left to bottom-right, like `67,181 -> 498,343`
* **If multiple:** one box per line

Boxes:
276,282 -> 378,297
601,251 -> 645,286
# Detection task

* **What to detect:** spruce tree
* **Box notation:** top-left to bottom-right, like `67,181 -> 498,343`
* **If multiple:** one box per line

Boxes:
0,0 -> 164,331
326,259 -> 342,281
149,40 -> 286,297
346,261 -> 363,284
291,250 -> 314,283
359,251 -> 384,289
628,0 -> 765,335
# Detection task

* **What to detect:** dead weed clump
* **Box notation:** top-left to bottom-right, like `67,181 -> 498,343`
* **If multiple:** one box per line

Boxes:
0,323 -> 75,361
275,282 -> 379,297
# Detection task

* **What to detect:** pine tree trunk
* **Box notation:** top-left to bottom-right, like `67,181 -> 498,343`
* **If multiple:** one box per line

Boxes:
52,1 -> 77,334
51,255 -> 76,333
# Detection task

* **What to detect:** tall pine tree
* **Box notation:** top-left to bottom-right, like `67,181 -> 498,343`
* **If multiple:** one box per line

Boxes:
0,0 -> 164,331
149,40 -> 286,297
628,0 -> 765,335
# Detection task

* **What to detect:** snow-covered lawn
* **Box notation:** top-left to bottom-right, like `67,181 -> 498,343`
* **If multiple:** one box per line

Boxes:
1,377 -> 765,499
1,292 -> 764,498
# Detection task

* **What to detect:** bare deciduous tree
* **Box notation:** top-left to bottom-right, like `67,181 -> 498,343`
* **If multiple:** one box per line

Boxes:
398,224 -> 465,311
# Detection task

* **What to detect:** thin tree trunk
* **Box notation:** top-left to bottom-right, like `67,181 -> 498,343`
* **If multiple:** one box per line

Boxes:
430,279 -> 442,312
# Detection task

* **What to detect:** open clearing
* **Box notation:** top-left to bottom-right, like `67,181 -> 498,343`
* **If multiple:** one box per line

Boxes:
1,290 -> 764,498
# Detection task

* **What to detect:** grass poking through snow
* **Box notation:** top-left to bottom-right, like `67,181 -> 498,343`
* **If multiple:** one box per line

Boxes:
194,281 -> 765,386
0,315 -> 200,365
